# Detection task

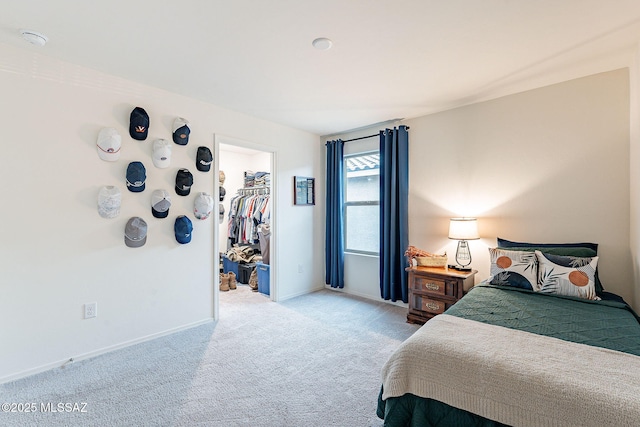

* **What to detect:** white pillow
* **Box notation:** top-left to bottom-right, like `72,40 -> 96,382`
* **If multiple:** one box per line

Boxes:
534,250 -> 599,300
488,248 -> 538,290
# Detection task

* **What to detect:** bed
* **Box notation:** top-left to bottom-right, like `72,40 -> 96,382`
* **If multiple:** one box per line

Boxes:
377,239 -> 640,427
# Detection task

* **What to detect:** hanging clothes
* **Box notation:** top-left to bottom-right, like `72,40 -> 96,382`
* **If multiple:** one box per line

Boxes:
258,224 -> 271,265
227,192 -> 271,246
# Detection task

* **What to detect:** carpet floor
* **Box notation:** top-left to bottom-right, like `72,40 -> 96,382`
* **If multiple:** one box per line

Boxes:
1,285 -> 418,426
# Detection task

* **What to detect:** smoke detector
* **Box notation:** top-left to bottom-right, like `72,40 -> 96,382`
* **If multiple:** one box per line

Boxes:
20,29 -> 48,47
312,37 -> 333,50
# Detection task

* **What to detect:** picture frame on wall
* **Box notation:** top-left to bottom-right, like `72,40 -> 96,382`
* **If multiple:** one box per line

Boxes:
294,176 -> 315,205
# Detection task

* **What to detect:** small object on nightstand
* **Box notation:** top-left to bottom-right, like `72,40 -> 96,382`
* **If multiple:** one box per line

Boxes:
406,266 -> 477,324
447,264 -> 472,272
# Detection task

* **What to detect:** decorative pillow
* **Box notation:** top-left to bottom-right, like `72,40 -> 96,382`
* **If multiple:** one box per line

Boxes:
534,251 -> 599,300
496,237 -> 604,294
488,248 -> 538,290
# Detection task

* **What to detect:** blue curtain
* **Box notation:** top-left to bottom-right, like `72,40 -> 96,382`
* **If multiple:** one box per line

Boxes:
325,139 -> 345,288
379,126 -> 409,302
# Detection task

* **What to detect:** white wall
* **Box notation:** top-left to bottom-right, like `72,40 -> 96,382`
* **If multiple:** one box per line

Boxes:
0,42 -> 322,383
332,70 -> 633,307
631,44 -> 640,311
406,69 -> 632,304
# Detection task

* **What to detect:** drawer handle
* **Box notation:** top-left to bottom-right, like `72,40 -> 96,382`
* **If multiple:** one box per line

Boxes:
425,302 -> 440,311
424,282 -> 440,291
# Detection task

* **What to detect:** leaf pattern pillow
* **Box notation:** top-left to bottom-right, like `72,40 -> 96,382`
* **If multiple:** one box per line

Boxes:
535,251 -> 599,300
488,248 -> 538,290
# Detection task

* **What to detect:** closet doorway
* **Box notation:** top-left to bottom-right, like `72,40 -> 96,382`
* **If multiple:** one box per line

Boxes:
214,134 -> 276,318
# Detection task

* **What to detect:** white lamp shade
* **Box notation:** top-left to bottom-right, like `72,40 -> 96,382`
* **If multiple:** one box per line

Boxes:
448,218 -> 479,240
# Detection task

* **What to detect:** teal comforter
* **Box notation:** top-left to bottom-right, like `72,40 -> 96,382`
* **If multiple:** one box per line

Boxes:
377,284 -> 640,427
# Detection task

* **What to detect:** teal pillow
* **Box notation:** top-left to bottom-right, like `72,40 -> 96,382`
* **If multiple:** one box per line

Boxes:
497,237 -> 598,253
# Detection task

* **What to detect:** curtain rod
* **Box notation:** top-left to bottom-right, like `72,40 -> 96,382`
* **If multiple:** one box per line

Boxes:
339,125 -> 410,143
343,133 -> 378,143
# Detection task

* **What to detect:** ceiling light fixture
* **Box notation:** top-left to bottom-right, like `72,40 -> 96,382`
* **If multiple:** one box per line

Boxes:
20,29 -> 48,47
312,37 -> 333,50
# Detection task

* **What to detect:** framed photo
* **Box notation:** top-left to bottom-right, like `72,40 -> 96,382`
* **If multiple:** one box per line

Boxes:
294,176 -> 315,205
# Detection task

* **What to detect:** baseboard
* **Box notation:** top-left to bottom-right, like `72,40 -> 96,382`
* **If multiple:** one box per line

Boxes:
0,318 -> 213,385
324,285 -> 408,308
277,285 -> 325,301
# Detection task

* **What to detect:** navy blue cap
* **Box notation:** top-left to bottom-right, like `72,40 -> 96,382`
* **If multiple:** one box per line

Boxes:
172,117 -> 190,145
174,215 -> 193,244
126,161 -> 146,192
129,107 -> 149,140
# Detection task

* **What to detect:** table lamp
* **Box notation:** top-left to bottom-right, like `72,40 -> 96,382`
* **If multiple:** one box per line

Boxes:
448,218 -> 479,270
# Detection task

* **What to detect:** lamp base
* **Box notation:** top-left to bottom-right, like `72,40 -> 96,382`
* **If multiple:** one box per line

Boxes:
448,264 -> 472,272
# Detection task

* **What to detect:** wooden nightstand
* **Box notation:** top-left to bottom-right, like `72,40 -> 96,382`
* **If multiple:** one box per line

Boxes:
406,266 -> 477,324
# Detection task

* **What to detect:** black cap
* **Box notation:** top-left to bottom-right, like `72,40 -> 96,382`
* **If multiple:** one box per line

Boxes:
196,146 -> 213,172
175,168 -> 193,196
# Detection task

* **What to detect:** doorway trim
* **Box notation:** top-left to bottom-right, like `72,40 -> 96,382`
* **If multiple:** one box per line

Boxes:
213,133 -> 278,321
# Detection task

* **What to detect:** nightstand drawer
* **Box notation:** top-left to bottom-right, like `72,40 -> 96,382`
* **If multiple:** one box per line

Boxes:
411,295 -> 446,315
406,266 -> 477,324
411,276 -> 447,296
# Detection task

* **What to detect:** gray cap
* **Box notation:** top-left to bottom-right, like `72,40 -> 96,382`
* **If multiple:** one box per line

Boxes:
124,217 -> 147,248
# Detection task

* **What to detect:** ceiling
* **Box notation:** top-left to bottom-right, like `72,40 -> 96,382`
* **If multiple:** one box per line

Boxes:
1,1 -> 640,136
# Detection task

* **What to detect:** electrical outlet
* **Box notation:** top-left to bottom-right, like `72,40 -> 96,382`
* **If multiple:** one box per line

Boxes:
84,302 -> 97,319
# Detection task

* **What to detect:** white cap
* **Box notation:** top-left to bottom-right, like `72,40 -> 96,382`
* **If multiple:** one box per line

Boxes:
194,192 -> 213,220
151,189 -> 171,218
96,127 -> 121,161
98,186 -> 121,218
152,139 -> 172,168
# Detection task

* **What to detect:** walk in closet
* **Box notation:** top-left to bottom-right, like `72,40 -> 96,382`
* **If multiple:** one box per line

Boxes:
218,143 -> 272,296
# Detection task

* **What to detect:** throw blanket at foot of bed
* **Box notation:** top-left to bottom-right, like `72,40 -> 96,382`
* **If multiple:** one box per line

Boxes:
381,314 -> 640,427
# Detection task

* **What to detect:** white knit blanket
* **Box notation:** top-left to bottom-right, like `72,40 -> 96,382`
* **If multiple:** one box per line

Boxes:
381,314 -> 640,427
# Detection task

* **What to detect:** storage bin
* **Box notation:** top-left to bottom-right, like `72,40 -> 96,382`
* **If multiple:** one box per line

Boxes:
257,262 -> 270,295
238,263 -> 255,284
223,257 -> 239,277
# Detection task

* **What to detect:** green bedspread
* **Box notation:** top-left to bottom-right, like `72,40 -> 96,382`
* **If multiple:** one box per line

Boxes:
447,284 -> 640,355
377,284 -> 640,427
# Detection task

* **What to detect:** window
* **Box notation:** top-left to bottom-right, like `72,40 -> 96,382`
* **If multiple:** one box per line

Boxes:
344,151 -> 380,255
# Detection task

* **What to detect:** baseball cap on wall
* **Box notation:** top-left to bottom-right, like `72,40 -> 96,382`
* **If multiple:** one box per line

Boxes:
151,189 -> 171,218
174,215 -> 193,244
219,204 -> 225,224
194,192 -> 213,220
175,168 -> 193,196
196,146 -> 212,172
219,186 -> 226,202
124,217 -> 147,248
126,161 -> 146,192
172,117 -> 190,145
97,186 -> 121,218
129,107 -> 149,140
96,127 -> 122,161
152,139 -> 172,168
